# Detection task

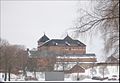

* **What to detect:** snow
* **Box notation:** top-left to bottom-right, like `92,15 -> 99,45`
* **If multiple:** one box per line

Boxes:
0,65 -> 119,82
0,73 -> 18,81
80,78 -> 119,82
57,56 -> 95,59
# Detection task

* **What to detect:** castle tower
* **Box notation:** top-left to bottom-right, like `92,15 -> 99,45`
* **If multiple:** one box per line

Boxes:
37,34 -> 50,50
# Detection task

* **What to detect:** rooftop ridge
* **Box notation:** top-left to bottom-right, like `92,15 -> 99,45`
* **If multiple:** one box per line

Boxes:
38,34 -> 50,43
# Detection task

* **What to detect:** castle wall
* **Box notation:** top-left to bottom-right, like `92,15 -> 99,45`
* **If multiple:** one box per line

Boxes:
38,46 -> 86,54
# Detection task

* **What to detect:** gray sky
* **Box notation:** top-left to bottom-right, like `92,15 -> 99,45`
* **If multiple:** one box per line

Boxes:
1,0 -> 105,61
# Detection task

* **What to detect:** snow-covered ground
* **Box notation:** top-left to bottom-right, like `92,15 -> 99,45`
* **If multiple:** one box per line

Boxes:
0,65 -> 119,82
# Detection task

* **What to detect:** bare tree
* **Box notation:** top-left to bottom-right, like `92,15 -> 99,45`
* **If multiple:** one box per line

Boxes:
99,66 -> 109,78
73,0 -> 119,59
0,39 -> 15,81
13,45 -> 28,77
0,38 -> 9,81
0,38 -> 28,81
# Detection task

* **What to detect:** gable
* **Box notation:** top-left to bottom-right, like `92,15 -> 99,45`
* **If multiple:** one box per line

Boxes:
40,39 -> 86,47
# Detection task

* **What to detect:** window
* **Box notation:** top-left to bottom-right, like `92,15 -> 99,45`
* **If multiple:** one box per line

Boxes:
69,48 -> 71,50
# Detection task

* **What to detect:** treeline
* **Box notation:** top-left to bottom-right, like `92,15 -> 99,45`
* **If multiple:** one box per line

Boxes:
0,38 -> 57,81
0,38 -> 28,81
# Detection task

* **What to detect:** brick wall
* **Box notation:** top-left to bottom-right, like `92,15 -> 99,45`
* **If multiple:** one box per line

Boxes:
38,46 -> 86,54
57,58 -> 97,62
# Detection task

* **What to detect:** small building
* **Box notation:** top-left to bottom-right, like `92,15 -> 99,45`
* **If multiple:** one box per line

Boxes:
106,55 -> 119,64
65,64 -> 85,74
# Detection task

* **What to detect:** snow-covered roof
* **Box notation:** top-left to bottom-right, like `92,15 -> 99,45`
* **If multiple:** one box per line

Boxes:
38,34 -> 50,43
57,54 -> 96,58
39,35 -> 86,47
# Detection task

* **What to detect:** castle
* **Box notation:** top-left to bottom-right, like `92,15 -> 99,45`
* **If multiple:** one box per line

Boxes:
29,34 -> 97,72
37,34 -> 86,54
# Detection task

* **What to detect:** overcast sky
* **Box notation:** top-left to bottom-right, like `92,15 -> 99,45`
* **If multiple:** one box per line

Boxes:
1,0 -> 105,61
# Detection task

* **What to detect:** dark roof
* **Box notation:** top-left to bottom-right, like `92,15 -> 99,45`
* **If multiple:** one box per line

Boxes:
64,54 -> 96,57
29,50 -> 95,58
106,55 -> 119,63
29,51 -> 41,56
66,64 -> 85,73
38,34 -> 50,43
29,50 -> 57,57
64,35 -> 73,41
40,35 -> 86,47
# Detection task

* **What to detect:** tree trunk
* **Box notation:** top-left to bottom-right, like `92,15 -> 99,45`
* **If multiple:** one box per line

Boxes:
8,65 -> 11,81
34,69 -> 36,79
77,73 -> 79,81
4,72 -> 7,81
23,66 -> 26,76
4,54 -> 8,81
